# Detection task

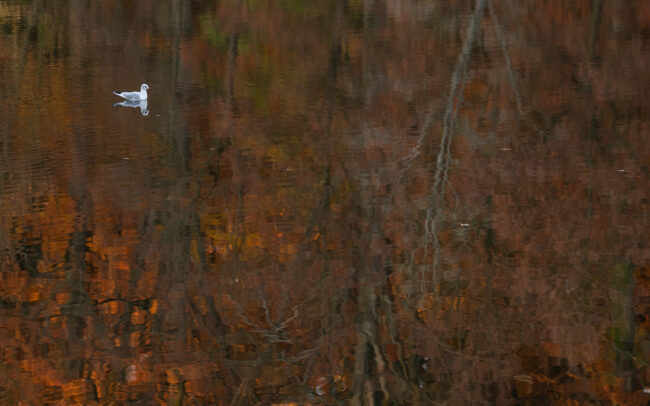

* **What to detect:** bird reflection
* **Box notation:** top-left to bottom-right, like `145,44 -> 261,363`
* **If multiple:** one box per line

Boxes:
113,99 -> 149,116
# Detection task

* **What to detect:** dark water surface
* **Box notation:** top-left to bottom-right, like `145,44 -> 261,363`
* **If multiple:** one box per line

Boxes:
0,0 -> 648,404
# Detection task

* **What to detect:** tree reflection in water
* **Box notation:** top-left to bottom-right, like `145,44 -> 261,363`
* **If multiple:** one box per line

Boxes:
0,0 -> 647,404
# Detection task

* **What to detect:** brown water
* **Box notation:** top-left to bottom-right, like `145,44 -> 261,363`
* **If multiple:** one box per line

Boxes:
0,0 -> 648,404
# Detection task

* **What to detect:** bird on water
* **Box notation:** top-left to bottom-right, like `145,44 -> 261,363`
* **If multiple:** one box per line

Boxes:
113,84 -> 149,101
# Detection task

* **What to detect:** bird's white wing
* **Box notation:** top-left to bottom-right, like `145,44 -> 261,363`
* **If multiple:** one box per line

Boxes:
113,91 -> 142,100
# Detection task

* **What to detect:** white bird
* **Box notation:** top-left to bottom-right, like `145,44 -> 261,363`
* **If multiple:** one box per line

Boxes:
113,84 -> 149,101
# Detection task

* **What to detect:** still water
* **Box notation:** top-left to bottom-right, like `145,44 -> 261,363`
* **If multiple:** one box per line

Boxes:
0,0 -> 648,404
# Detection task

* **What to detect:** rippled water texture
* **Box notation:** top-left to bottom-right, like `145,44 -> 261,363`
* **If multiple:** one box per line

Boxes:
0,0 -> 648,404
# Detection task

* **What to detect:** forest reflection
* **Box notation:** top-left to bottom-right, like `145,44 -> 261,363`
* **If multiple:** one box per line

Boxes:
0,0 -> 648,404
